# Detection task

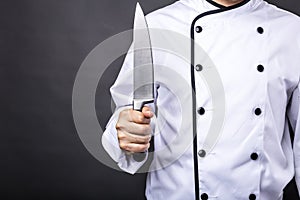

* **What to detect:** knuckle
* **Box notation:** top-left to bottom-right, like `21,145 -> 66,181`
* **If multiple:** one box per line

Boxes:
140,144 -> 147,152
136,145 -> 144,152
141,143 -> 150,151
117,132 -> 126,140
115,122 -> 121,130
142,135 -> 151,143
119,142 -> 127,150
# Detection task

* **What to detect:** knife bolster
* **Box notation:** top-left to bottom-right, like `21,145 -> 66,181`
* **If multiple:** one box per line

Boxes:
133,99 -> 154,112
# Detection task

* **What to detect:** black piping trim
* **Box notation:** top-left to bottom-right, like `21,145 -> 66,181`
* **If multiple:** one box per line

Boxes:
206,0 -> 226,9
287,117 -> 295,147
190,1 -> 251,200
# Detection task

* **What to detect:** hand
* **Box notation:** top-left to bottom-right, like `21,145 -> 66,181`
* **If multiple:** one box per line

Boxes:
116,106 -> 153,153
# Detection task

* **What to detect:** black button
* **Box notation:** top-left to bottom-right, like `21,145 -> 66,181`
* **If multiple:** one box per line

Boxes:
257,27 -> 264,34
251,153 -> 258,160
198,149 -> 206,158
201,193 -> 208,200
257,65 -> 264,72
198,107 -> 205,115
249,194 -> 256,200
195,26 -> 203,33
196,64 -> 203,71
254,108 -> 262,116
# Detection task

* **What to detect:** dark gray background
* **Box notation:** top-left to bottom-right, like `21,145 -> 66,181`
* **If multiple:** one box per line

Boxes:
1,0 -> 300,199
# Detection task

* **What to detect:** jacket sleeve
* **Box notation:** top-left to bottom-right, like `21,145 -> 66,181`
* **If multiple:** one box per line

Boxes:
288,82 -> 300,190
101,48 -> 153,174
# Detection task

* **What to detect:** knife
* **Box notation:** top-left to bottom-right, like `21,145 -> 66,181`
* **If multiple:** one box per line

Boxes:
132,2 -> 154,161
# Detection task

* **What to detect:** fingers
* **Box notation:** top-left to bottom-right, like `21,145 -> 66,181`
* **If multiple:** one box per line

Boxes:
119,142 -> 150,153
118,133 -> 151,153
118,129 -> 151,153
118,131 -> 151,144
116,106 -> 154,153
116,122 -> 152,136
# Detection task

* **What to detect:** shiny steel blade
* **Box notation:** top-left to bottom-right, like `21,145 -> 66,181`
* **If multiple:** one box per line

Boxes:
133,2 -> 154,111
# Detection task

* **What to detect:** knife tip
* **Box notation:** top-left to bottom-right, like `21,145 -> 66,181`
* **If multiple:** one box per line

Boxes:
135,2 -> 142,11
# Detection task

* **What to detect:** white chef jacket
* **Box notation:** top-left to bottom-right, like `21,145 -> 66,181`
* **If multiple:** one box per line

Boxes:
102,0 -> 300,199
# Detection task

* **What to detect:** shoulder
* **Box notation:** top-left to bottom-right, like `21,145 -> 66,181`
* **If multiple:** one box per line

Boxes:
261,1 -> 300,26
145,0 -> 197,30
256,1 -> 300,45
146,0 -> 191,19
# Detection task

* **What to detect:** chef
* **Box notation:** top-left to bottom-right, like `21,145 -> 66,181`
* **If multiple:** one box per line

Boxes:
102,0 -> 300,199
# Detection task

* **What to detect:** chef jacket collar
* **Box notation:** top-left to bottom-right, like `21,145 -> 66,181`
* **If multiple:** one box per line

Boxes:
187,0 -> 263,14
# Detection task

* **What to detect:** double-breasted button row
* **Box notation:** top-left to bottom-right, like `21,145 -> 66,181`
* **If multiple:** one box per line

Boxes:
250,23 -> 263,196
200,193 -> 256,199
195,25 -> 206,159
194,23 -> 263,200
196,26 -> 264,34
198,107 -> 262,116
250,28 -> 262,200
195,25 -> 265,74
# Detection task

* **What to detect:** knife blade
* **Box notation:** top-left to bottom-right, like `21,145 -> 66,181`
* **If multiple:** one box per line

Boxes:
133,2 -> 154,111
132,2 -> 154,162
